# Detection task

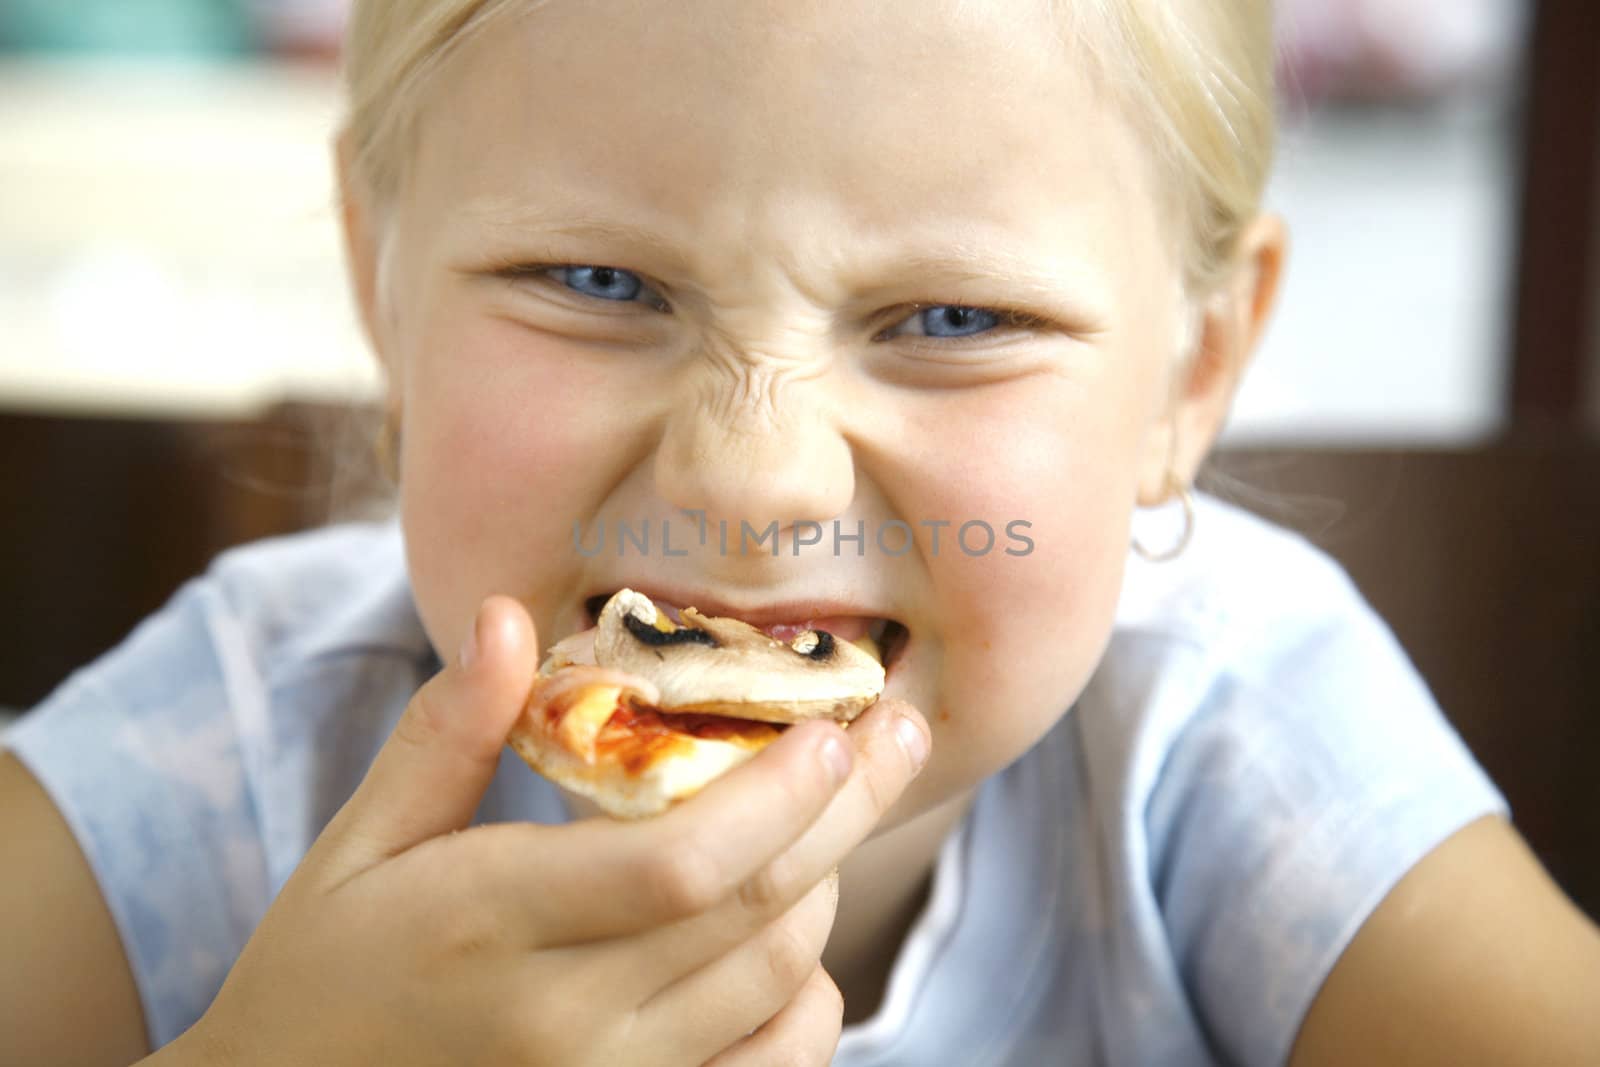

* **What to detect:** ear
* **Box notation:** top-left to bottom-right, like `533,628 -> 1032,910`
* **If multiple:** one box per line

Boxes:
335,131 -> 394,382
1137,213 -> 1287,505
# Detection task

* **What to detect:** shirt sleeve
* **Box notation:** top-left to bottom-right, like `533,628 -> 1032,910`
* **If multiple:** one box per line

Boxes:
1,579 -> 270,1052
1141,602 -> 1509,1067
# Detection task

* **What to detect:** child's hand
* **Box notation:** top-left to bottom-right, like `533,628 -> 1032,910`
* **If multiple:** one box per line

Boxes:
183,596 -> 931,1066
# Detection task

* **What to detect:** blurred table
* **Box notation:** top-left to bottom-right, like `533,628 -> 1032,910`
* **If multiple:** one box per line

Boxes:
0,58 -> 379,418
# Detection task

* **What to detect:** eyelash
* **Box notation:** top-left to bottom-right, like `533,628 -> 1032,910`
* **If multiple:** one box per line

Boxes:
489,262 -> 1052,344
883,303 -> 1052,345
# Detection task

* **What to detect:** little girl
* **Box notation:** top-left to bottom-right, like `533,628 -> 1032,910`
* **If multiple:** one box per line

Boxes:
5,1 -> 1598,1064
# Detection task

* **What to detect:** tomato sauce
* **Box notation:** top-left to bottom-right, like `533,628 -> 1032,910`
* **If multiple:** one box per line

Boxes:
592,702 -> 782,775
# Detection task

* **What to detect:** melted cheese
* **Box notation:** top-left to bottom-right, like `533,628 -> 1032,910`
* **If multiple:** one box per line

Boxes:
558,684 -> 623,762
597,710 -> 780,801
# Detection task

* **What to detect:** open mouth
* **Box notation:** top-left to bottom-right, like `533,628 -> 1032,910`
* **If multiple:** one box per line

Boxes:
583,592 -> 911,674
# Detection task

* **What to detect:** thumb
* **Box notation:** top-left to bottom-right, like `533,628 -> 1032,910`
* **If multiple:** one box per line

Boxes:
314,595 -> 539,876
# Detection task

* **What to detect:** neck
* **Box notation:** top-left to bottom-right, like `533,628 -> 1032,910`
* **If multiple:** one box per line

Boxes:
825,788 -> 976,1025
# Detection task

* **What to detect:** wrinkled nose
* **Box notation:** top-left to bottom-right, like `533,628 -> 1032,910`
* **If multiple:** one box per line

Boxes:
653,375 -> 855,533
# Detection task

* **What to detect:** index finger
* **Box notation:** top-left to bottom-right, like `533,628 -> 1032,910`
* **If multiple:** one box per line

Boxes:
468,712 -> 857,945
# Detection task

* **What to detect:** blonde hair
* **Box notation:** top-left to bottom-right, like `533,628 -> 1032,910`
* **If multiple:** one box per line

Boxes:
1057,0 -> 1277,294
340,0 -> 1274,298
341,0 -> 531,211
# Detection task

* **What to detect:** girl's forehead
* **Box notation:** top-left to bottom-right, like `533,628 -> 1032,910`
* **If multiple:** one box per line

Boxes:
407,0 -> 1168,290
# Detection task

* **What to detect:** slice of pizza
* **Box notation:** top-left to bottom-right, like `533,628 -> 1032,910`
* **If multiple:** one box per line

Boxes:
508,589 -> 886,818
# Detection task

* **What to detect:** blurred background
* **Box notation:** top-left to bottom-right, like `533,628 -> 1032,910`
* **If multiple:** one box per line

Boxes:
0,0 -> 1550,432
1,1 -> 1596,914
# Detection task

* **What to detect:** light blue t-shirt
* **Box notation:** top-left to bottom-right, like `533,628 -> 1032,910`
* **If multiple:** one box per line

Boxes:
3,497 -> 1507,1066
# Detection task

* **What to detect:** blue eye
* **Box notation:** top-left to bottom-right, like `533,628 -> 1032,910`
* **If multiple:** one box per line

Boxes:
555,265 -> 646,302
503,262 -> 1045,344
914,305 -> 1000,338
878,303 -> 1034,343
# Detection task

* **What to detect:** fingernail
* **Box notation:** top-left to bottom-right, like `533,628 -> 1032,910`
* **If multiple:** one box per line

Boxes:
819,735 -> 853,786
895,715 -> 929,769
459,603 -> 484,670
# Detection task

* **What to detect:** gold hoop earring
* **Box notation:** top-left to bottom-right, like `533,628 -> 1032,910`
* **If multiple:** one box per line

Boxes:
1132,480 -> 1195,563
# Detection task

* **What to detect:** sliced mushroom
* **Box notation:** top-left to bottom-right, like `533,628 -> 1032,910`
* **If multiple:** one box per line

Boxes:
593,588 -> 885,724
539,627 -> 598,676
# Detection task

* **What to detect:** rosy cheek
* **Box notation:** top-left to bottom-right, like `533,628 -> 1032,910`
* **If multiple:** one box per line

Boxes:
398,318 -> 633,637
406,317 -> 630,498
933,470 -> 1128,705
907,397 -> 1131,613
891,390 -> 1139,761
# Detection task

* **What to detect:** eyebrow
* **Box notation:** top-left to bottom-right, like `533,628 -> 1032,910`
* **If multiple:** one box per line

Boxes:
462,200 -> 696,270
873,242 -> 1104,311
457,199 -> 1107,318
